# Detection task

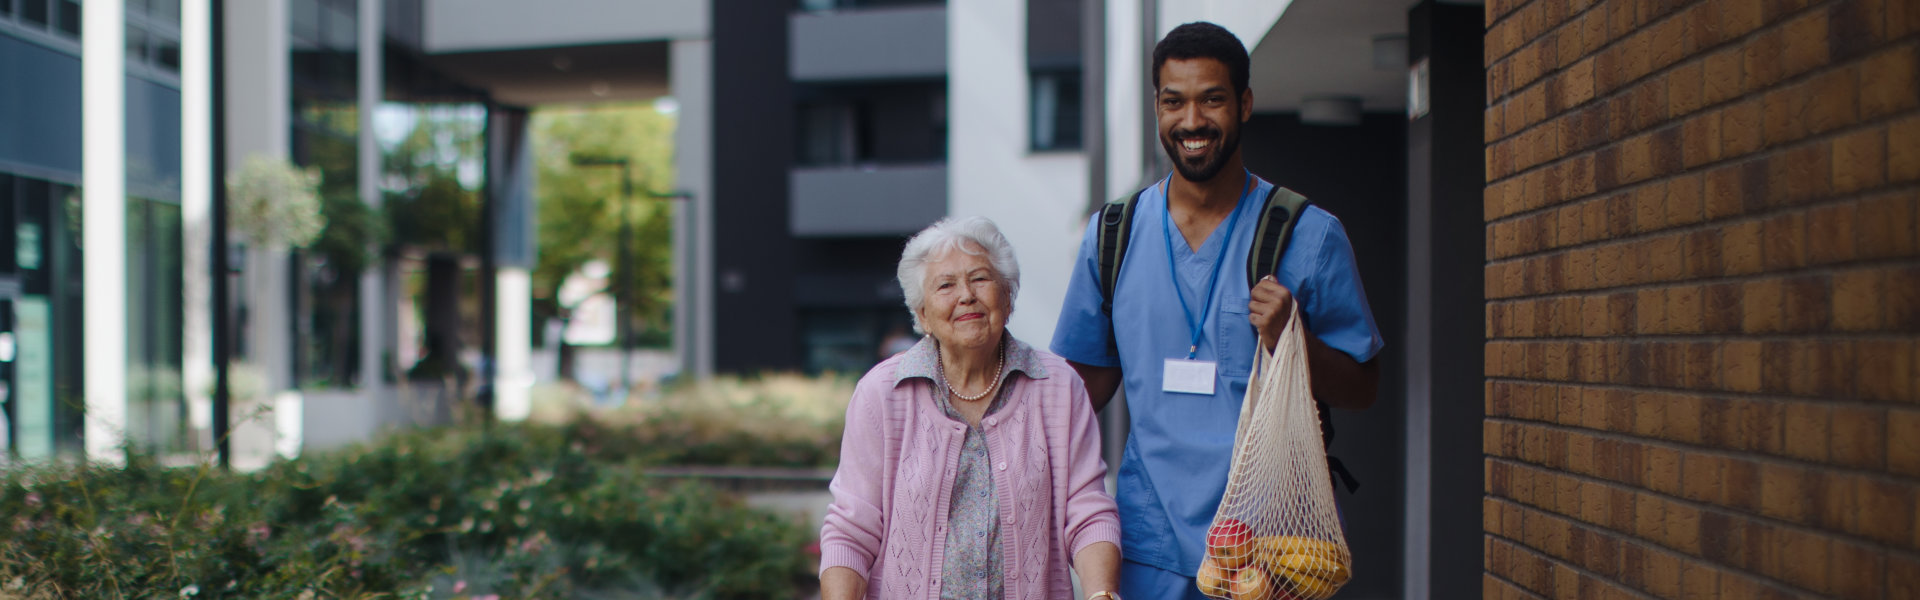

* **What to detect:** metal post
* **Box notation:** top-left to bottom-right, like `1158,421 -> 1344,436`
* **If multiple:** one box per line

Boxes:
211,0 -> 230,469
618,165 -> 633,395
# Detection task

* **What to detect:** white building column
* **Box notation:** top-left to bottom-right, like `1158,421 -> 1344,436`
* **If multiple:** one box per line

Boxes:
182,0 -> 214,451
494,269 -> 531,420
226,0 -> 291,396
1106,0 -> 1146,197
671,38 -> 714,380
486,105 -> 536,421
949,0 -> 1087,347
82,0 -> 128,465
225,0 -> 292,467
357,0 -> 387,404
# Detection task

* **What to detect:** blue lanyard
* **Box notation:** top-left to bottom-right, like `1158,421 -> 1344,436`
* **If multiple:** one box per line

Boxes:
1160,171 -> 1252,359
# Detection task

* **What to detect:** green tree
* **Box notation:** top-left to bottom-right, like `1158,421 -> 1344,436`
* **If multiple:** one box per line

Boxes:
530,103 -> 678,380
292,102 -> 381,387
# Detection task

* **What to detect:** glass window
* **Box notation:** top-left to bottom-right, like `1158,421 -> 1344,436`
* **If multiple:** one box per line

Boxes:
1030,69 -> 1083,151
1,0 -> 14,20
53,0 -> 76,37
124,198 -> 187,454
321,0 -> 355,50
796,103 -> 852,167
290,0 -> 321,48
151,0 -> 179,26
125,24 -> 149,62
154,35 -> 179,72
21,0 -> 47,28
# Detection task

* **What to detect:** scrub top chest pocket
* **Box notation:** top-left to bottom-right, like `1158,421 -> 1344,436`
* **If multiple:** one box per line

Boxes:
1216,291 -> 1256,379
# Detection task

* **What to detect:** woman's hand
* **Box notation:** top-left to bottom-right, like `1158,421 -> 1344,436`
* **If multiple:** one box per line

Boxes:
820,566 -> 868,600
1073,542 -> 1122,599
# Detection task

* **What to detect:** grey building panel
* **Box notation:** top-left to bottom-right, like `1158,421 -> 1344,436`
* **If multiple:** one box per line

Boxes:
790,6 -> 945,82
790,164 -> 944,237
126,76 -> 183,200
0,33 -> 83,179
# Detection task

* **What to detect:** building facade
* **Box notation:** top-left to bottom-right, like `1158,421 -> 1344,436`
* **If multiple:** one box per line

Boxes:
1481,0 -> 1920,597
0,0 -> 188,459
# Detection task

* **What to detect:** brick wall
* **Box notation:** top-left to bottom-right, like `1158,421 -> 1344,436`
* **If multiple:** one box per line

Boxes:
1480,0 -> 1920,598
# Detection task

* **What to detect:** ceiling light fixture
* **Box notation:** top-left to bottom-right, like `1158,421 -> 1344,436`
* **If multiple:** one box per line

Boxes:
1372,34 -> 1408,71
1300,96 -> 1363,126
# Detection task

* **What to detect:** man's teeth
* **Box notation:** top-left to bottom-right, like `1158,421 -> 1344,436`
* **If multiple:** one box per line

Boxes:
1183,139 -> 1209,150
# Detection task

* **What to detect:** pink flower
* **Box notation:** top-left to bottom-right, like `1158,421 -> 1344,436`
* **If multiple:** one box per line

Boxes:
247,522 -> 271,546
452,581 -> 468,594
23,493 -> 41,508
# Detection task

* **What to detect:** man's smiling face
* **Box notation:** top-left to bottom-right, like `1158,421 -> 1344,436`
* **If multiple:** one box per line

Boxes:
1156,57 -> 1252,183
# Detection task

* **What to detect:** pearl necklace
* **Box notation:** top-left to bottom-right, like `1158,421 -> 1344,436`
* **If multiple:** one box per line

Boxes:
939,343 -> 1005,402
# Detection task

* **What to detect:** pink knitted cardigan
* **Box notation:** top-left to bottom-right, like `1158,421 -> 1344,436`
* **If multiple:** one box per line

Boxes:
818,342 -> 1123,599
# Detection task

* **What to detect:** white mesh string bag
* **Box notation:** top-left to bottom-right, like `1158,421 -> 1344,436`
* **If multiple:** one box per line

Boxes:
1195,307 -> 1353,600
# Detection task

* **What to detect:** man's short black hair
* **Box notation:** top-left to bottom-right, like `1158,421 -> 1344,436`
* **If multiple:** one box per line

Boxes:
1152,22 -> 1251,96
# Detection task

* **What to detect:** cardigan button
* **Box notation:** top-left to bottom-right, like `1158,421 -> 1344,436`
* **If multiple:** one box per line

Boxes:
996,462 -> 1007,471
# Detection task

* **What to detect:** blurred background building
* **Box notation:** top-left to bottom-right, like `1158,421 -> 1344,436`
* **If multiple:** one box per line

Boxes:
0,1 -> 1487,598
5,0 -> 1915,598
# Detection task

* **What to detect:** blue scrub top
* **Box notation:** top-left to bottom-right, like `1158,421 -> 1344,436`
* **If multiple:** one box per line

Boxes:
1050,172 -> 1385,575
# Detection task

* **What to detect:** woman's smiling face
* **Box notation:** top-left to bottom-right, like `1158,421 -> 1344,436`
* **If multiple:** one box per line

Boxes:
916,242 -> 1010,352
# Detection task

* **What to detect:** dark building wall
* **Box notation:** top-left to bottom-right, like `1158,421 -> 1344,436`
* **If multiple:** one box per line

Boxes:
711,0 -> 798,373
1239,111 -> 1408,600
1408,1 -> 1485,598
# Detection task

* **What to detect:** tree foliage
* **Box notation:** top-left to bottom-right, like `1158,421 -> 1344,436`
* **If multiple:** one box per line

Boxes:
530,103 -> 678,347
383,106 -> 485,253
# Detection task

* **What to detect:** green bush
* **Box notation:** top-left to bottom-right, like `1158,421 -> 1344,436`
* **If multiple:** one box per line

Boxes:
533,373 -> 852,470
0,422 -> 816,599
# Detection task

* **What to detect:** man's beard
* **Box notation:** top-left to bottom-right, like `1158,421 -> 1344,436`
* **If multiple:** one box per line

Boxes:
1161,125 -> 1241,183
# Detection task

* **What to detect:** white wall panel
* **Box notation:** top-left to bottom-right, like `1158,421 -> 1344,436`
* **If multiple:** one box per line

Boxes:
950,0 -> 1087,349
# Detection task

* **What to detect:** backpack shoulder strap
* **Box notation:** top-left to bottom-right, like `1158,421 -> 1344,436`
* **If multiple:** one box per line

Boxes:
1245,185 -> 1312,290
1095,184 -> 1153,315
1242,184 -> 1359,494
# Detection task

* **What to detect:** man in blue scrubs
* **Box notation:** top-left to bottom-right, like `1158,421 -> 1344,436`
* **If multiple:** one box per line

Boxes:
1051,22 -> 1385,600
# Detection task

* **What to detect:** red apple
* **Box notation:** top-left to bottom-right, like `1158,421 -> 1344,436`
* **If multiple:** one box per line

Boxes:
1207,519 -> 1256,568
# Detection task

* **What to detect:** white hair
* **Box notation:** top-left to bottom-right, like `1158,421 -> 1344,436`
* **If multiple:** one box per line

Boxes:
897,216 -> 1021,334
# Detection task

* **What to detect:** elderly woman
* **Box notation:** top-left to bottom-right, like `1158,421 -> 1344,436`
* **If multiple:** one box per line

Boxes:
820,217 -> 1124,600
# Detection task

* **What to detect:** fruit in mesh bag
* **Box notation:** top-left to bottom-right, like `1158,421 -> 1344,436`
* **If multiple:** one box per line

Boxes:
1245,535 -> 1348,600
1254,535 -> 1349,564
1196,556 -> 1236,599
1273,553 -> 1351,585
1207,519 -> 1257,568
1232,565 -> 1298,600
1270,563 -> 1339,600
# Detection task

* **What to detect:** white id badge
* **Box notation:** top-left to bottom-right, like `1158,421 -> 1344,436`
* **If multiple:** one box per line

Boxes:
1161,358 -> 1217,395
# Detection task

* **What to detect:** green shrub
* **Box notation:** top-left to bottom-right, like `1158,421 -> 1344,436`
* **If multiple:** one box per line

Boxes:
534,373 -> 853,469
0,422 -> 816,599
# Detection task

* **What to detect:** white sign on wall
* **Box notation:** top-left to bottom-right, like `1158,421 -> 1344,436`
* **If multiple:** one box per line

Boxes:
14,296 -> 52,459
1408,57 -> 1431,121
